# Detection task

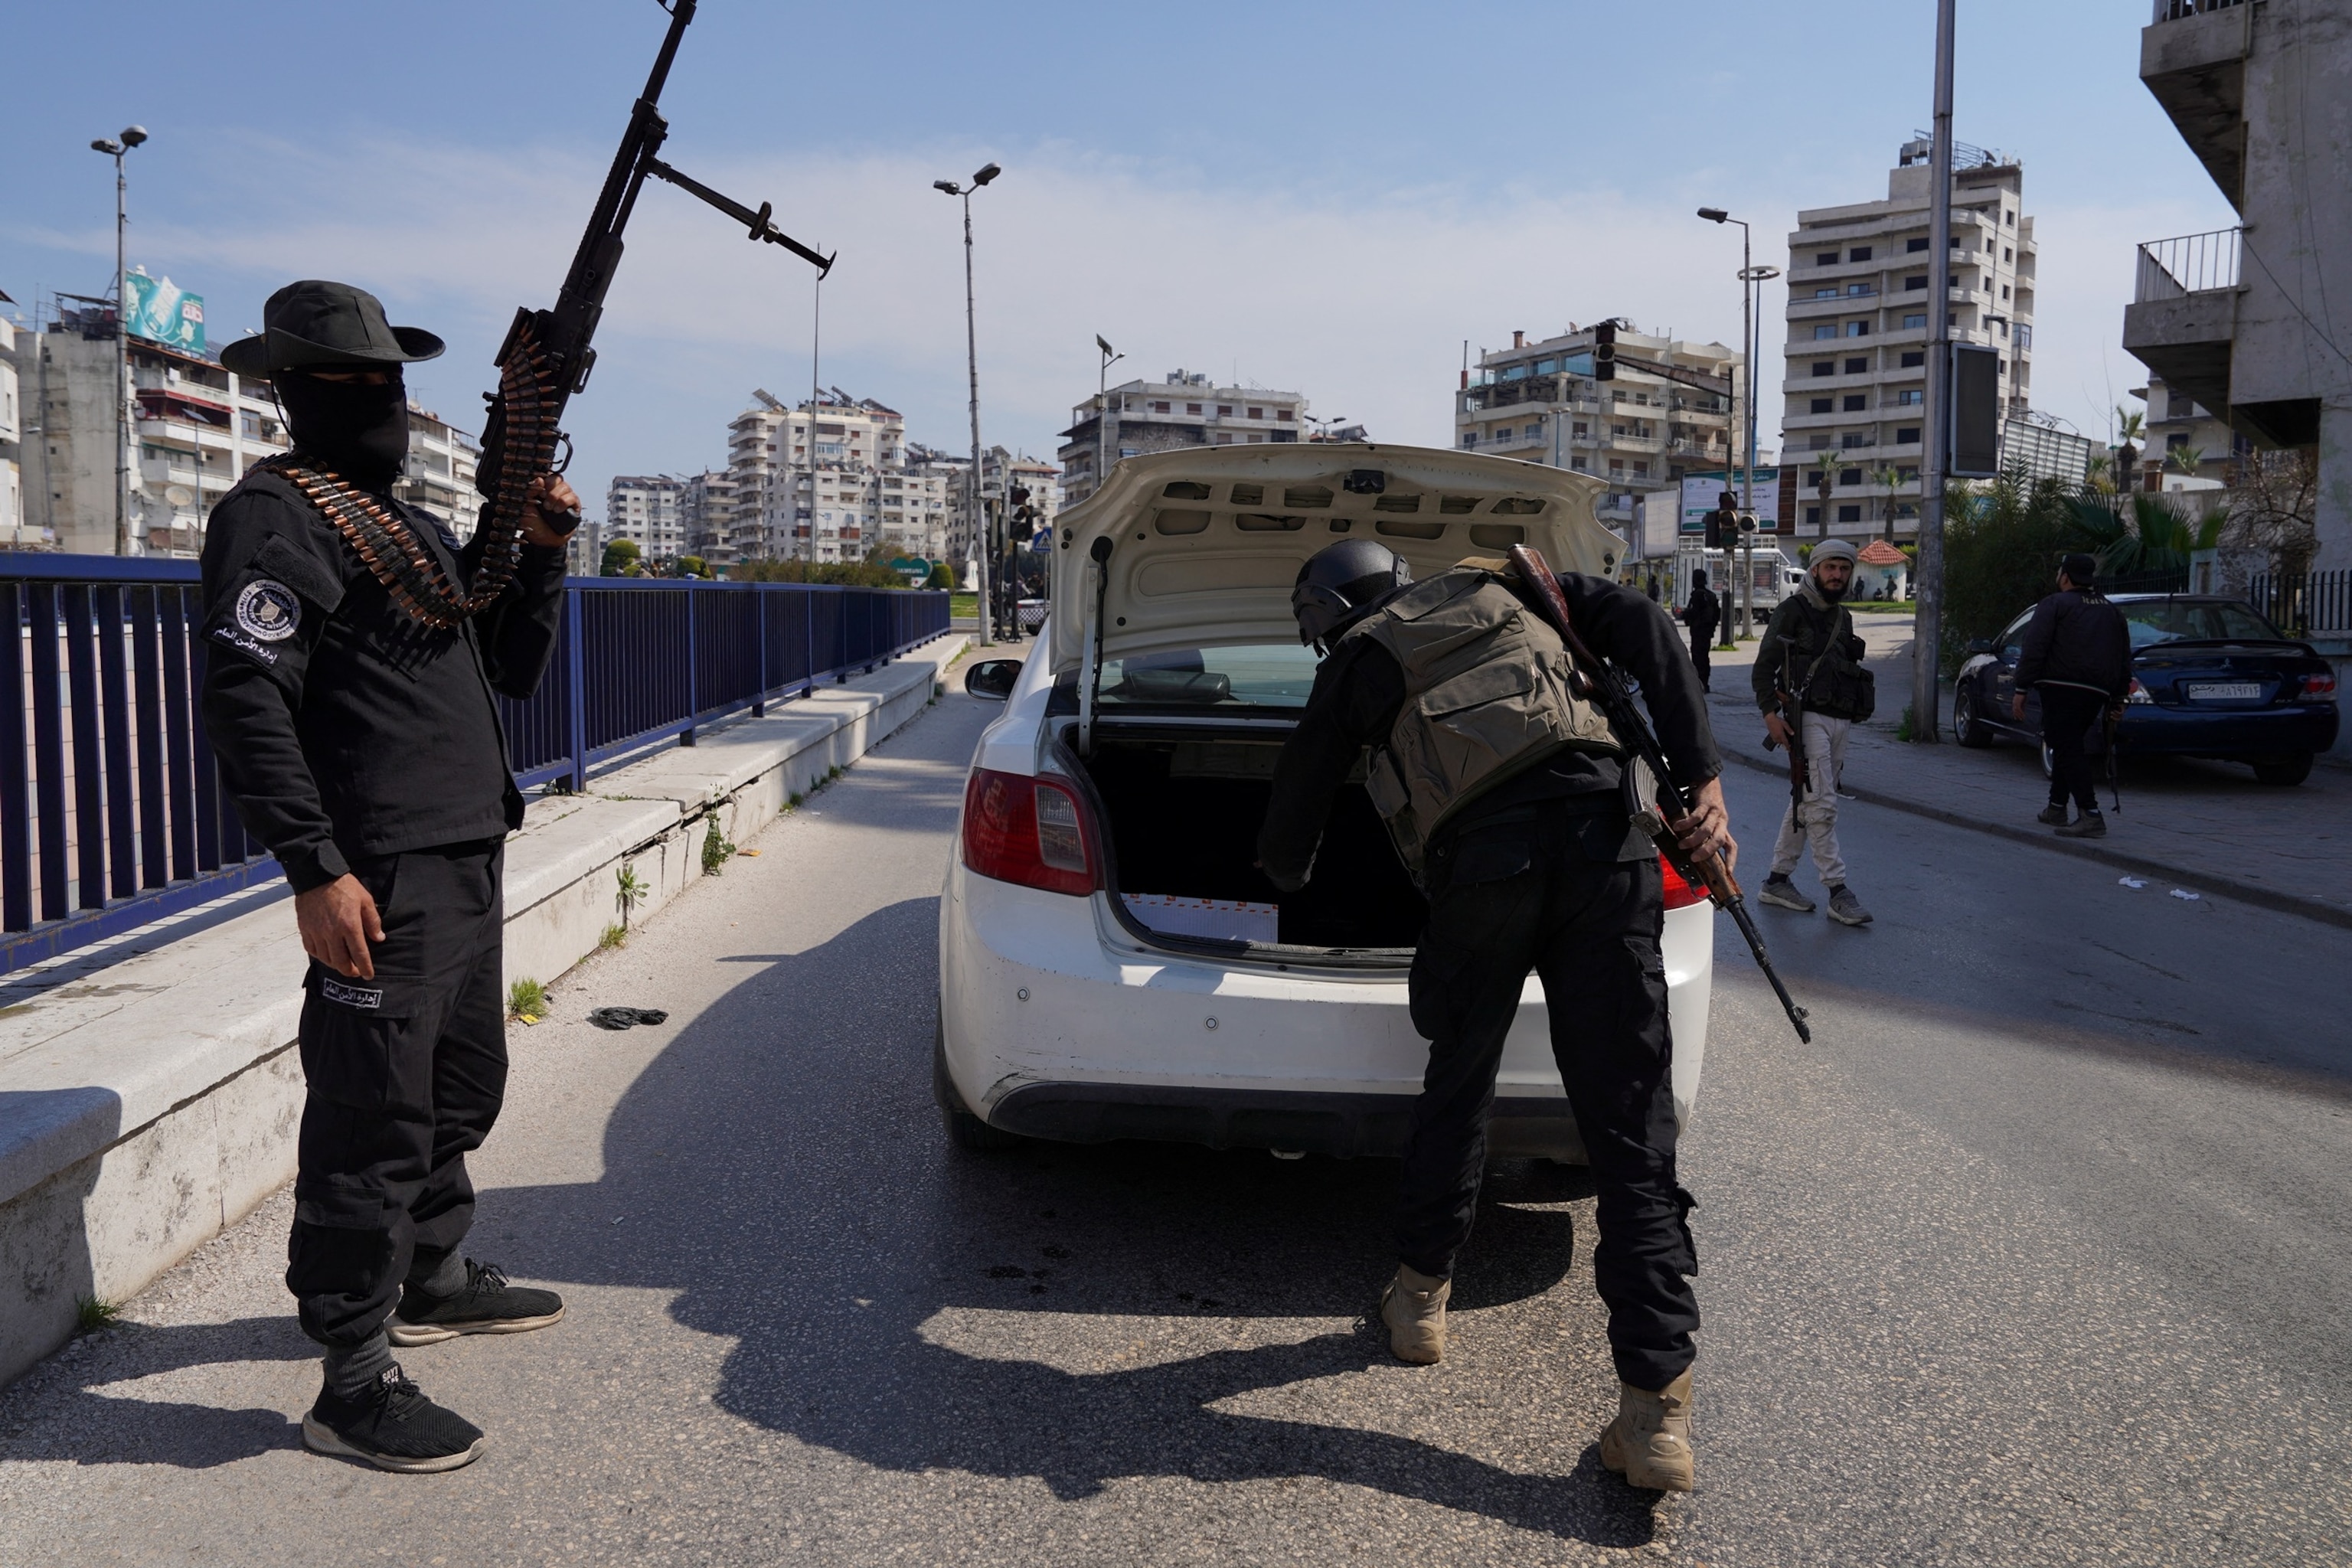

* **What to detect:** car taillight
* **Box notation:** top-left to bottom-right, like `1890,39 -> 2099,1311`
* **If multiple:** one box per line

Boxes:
1660,854 -> 1710,911
2125,677 -> 2153,704
2299,670 -> 2337,704
961,768 -> 1099,896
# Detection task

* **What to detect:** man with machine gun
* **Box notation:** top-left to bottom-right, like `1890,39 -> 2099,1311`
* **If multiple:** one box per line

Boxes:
205,283 -> 578,1472
1753,538 -> 1873,926
1258,537 -> 1736,1494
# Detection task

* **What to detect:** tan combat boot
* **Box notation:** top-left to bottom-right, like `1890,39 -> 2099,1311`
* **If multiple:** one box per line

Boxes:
1599,1368 -> 1695,1491
1378,1264 -> 1450,1364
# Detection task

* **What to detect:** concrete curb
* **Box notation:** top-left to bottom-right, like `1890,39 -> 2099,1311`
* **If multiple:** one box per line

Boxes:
1718,746 -> 2352,932
0,632 -> 968,1387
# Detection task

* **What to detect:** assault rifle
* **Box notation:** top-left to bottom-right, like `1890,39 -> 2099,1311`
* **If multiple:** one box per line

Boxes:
475,0 -> 834,534
1506,545 -> 1814,1044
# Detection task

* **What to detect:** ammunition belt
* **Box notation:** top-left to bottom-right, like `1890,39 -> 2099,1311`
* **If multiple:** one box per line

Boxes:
264,319 -> 562,630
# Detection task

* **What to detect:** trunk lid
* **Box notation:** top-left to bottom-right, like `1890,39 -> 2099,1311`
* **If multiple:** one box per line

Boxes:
1049,443 -> 1625,675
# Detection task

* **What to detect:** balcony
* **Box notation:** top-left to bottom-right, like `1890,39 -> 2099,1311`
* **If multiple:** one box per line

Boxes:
2141,0 -> 2250,207
2122,227 -> 2241,422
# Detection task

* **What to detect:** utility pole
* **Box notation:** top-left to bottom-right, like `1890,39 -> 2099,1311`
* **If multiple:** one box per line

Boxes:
1095,334 -> 1122,509
935,163 -> 999,646
90,126 -> 145,556
1913,0 -> 1957,743
807,272 -> 820,563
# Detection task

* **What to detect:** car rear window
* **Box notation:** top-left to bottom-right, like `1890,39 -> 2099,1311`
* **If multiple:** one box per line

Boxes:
2121,601 -> 2284,648
1054,645 -> 1322,709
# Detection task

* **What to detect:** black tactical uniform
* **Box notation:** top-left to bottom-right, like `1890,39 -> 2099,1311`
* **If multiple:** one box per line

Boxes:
202,465 -> 567,1346
1259,564 -> 1721,1394
1682,577 -> 1720,692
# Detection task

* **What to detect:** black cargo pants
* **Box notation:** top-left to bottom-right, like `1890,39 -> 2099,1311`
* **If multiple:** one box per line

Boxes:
1398,805 -> 1700,1392
286,840 -> 508,1349
2039,685 -> 2107,814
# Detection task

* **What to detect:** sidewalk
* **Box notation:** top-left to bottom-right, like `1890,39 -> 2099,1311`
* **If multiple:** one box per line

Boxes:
1693,610 -> 2352,929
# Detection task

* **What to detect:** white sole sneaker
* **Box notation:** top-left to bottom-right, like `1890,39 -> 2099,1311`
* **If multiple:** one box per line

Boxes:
385,1304 -> 566,1347
302,1413 -> 485,1473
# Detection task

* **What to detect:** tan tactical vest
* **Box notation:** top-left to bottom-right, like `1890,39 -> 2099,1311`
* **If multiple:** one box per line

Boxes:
1341,565 -> 1620,877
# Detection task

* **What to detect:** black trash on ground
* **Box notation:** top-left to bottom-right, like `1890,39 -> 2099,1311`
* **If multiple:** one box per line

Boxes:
588,1007 -> 671,1031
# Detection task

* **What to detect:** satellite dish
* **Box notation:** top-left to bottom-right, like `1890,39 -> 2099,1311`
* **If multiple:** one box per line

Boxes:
165,485 -> 194,508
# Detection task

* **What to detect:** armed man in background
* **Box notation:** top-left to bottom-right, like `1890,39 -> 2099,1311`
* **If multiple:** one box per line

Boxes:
1753,538 -> 1875,927
1258,538 -> 1732,1494
204,282 -> 577,1473
2013,552 -> 2132,838
1681,568 -> 1720,692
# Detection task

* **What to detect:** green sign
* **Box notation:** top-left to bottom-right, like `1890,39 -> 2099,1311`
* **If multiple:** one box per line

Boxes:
124,270 -> 204,353
890,555 -> 931,583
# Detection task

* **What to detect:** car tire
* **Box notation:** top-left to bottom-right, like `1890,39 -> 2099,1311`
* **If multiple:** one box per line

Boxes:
2039,740 -> 2055,779
2252,752 -> 2314,787
1952,684 -> 1991,748
933,1013 -> 1024,1151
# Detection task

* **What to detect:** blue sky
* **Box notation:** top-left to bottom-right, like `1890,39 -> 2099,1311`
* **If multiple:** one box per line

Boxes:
2,2 -> 2233,521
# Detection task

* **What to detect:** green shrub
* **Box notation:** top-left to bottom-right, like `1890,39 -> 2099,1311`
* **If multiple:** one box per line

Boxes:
1936,472 -> 2080,674
701,818 -> 736,875
508,978 -> 548,1019
599,923 -> 627,951
615,861 -> 648,927
75,1294 -> 122,1334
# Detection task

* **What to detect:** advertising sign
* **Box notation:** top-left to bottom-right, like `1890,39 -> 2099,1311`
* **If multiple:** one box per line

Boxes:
123,270 -> 204,354
1677,468 -> 1779,534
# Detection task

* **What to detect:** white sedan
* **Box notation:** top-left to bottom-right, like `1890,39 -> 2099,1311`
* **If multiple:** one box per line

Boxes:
936,444 -> 1713,1161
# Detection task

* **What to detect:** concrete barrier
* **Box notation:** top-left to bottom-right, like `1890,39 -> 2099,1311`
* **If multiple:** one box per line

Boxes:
0,633 -> 966,1387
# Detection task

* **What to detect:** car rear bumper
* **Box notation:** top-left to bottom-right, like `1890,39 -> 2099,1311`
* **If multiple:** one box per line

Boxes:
938,858 -> 1712,1161
2117,704 -> 2339,756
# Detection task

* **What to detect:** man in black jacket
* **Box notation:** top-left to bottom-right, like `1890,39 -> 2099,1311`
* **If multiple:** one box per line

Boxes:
1681,570 -> 1720,691
203,281 -> 576,1472
2013,553 -> 2132,838
1259,540 -> 1732,1494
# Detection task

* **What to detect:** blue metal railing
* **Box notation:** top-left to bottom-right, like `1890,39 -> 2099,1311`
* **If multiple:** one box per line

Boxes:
2,555 -> 950,972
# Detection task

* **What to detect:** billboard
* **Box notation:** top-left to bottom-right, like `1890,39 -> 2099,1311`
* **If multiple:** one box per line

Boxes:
123,270 -> 204,354
1677,468 -> 1780,534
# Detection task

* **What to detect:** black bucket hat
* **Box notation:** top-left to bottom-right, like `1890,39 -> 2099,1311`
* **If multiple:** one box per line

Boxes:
218,279 -> 444,379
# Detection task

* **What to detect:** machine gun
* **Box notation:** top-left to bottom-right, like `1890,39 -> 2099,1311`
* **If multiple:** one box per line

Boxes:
1506,544 -> 1814,1044
475,0 -> 834,537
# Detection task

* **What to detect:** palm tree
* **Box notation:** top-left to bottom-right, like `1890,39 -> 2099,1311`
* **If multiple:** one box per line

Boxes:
1872,464 -> 1907,541
2082,452 -> 2116,496
2063,492 -> 2226,580
2113,406 -> 2148,491
2167,443 -> 2207,479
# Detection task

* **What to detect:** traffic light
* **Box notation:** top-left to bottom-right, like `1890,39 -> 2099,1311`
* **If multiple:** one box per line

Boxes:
1593,319 -> 1617,383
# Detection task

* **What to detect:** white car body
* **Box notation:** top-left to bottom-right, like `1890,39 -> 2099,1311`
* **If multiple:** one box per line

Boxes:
937,444 -> 1713,1161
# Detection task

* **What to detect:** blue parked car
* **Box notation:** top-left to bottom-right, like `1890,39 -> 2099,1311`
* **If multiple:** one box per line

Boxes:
1951,594 -> 2340,786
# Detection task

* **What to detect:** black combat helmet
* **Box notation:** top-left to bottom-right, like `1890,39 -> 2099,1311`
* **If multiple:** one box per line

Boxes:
1291,538 -> 1411,650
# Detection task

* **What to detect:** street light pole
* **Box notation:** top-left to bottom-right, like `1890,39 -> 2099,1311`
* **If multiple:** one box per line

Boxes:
1913,0 -> 1958,744
1697,207 -> 1754,639
1095,334 -> 1122,509
936,162 -> 1000,646
92,126 -> 145,557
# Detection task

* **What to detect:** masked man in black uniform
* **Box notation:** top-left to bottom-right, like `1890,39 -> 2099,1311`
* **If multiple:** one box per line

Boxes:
204,281 -> 577,1472
1258,538 -> 1734,1493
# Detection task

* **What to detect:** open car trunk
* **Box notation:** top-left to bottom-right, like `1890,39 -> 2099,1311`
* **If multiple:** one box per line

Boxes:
1070,725 -> 1426,956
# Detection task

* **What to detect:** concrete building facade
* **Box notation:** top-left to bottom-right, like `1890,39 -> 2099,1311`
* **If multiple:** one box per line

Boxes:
2124,0 -> 2351,591
1057,371 -> 1305,508
724,392 -> 950,567
605,474 -> 687,564
681,469 -> 737,566
21,296 -> 293,557
1783,141 -> 2037,541
392,401 -> 481,540
2134,374 -> 2250,490
1456,325 -> 1743,537
0,315 -> 22,547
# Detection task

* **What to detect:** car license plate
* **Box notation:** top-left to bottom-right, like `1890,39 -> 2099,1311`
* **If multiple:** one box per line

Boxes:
2187,681 -> 2261,701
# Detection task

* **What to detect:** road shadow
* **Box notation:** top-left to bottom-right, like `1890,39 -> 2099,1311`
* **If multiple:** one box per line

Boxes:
0,1316 -> 311,1468
487,896 -> 1660,1547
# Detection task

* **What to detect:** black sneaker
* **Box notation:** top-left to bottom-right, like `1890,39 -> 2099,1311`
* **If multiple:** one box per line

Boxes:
303,1365 -> 485,1473
388,1259 -> 566,1347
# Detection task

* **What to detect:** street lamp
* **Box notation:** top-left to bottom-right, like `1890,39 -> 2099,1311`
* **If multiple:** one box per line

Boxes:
1697,206 -> 1759,641
936,162 -> 1001,645
1095,334 -> 1122,502
93,125 -> 146,557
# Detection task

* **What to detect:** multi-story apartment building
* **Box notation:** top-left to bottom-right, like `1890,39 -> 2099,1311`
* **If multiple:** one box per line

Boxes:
1,313 -> 22,547
20,292 -> 292,557
1782,140 -> 2037,541
924,445 -> 1063,574
1455,325 -> 1743,534
393,400 -> 481,539
1057,371 -> 1305,507
2125,0 -> 2350,586
681,469 -> 737,565
724,391 -> 949,567
2133,376 -> 2248,490
605,474 -> 687,563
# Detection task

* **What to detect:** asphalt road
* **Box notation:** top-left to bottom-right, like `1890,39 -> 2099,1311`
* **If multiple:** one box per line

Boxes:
2,690 -> 2345,1566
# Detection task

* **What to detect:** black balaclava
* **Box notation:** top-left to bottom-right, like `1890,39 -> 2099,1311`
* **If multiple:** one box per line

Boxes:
276,369 -> 409,491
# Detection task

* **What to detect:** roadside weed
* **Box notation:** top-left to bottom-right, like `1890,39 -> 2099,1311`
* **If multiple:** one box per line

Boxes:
508,978 -> 548,1022
701,818 -> 737,876
599,923 -> 629,951
615,861 -> 648,926
74,1294 -> 122,1334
